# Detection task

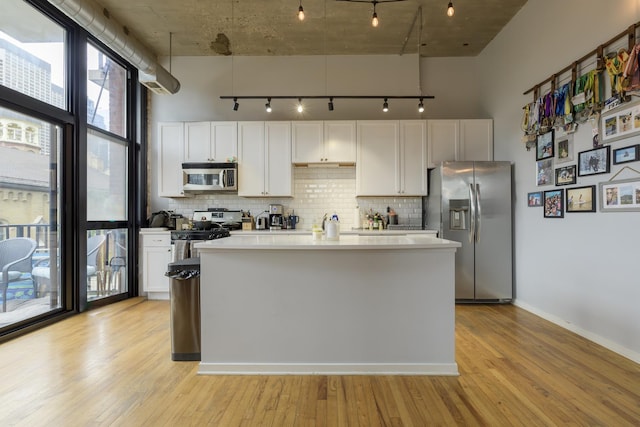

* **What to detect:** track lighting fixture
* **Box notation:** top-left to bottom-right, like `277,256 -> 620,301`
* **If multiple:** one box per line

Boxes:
223,95 -> 434,112
447,1 -> 454,17
298,0 -> 305,21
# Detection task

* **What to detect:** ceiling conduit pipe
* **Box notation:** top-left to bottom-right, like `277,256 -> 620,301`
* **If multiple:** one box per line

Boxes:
47,0 -> 180,94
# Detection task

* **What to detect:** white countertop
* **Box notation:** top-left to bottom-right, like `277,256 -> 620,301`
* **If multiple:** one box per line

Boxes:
194,234 -> 460,250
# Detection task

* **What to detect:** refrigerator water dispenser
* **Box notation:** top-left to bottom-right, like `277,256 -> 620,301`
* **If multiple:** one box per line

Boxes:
449,199 -> 469,230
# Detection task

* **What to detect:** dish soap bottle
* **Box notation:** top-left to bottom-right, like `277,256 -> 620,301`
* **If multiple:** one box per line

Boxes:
326,213 -> 340,240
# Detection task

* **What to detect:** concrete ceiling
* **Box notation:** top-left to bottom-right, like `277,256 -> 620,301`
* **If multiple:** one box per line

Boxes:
93,0 -> 527,58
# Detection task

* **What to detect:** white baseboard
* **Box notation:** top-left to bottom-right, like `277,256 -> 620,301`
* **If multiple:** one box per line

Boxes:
513,299 -> 640,364
198,362 -> 459,376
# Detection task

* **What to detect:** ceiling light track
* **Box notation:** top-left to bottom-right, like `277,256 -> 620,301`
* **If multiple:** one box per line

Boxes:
221,95 -> 433,112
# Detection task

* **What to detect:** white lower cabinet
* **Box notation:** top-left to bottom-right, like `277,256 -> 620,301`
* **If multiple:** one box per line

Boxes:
140,231 -> 171,300
356,120 -> 427,196
238,121 -> 292,197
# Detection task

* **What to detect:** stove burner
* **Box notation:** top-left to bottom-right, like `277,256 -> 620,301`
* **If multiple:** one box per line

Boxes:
171,228 -> 231,241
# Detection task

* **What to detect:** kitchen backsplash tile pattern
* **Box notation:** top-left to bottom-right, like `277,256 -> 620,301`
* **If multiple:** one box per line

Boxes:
165,167 -> 423,230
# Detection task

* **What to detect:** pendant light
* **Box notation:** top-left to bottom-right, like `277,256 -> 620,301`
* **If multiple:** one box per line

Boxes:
265,98 -> 272,113
371,5 -> 379,27
298,0 -> 305,21
447,2 -> 454,17
418,98 -> 424,113
382,98 -> 389,112
336,0 -> 406,28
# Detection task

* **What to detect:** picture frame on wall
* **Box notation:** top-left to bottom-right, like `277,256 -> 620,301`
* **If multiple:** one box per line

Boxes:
527,191 -> 542,207
555,164 -> 577,186
536,158 -> 553,186
578,145 -> 610,177
543,189 -> 564,218
555,134 -> 573,164
600,99 -> 640,144
536,130 -> 554,160
599,177 -> 640,212
612,144 -> 639,164
566,185 -> 596,212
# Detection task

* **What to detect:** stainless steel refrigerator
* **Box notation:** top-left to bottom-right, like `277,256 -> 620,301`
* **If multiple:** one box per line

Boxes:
426,161 -> 513,302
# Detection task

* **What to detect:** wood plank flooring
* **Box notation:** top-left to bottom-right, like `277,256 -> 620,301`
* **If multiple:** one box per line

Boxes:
0,298 -> 638,426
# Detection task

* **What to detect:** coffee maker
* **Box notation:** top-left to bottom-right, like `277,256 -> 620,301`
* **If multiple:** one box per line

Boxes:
268,204 -> 284,230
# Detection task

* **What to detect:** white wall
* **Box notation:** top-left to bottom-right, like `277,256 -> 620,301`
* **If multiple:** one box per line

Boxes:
479,0 -> 640,362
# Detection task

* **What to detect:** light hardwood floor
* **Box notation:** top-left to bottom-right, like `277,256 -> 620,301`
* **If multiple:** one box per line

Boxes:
0,297 -> 638,426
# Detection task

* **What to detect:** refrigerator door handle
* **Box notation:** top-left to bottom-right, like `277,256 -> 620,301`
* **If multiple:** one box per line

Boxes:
475,183 -> 481,243
469,183 -> 476,244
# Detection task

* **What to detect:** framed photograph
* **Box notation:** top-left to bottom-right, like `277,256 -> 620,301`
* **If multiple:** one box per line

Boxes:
566,185 -> 596,212
578,145 -> 610,177
599,177 -> 640,212
600,100 -> 640,143
555,134 -> 574,164
555,164 -> 577,186
527,191 -> 542,207
536,158 -> 553,186
543,189 -> 564,218
612,144 -> 639,164
536,130 -> 554,160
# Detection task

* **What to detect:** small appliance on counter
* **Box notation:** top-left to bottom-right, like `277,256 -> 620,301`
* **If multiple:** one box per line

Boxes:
268,204 -> 284,230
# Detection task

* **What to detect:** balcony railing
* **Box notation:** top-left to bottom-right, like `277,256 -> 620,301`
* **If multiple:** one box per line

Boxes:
0,223 -> 50,251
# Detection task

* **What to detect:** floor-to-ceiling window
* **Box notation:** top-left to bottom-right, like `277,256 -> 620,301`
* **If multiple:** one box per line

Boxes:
0,0 -> 144,337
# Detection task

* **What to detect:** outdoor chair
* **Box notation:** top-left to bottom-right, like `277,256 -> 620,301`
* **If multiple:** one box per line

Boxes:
31,234 -> 106,298
0,237 -> 38,312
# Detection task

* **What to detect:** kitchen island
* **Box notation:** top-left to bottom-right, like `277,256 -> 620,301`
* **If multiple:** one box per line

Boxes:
194,234 -> 461,375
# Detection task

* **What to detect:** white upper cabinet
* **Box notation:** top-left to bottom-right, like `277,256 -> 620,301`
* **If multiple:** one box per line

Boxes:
292,120 -> 356,164
183,121 -> 238,162
158,122 -> 189,198
356,120 -> 427,197
324,121 -> 357,163
238,121 -> 292,197
427,119 -> 493,168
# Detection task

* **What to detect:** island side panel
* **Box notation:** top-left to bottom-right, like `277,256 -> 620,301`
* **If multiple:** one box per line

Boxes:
199,247 -> 457,374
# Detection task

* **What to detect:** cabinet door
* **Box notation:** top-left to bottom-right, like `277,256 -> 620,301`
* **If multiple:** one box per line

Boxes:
158,122 -> 187,197
238,122 -> 266,196
459,119 -> 493,161
427,120 -> 459,168
183,121 -> 212,162
324,121 -> 356,163
142,245 -> 171,293
356,121 -> 399,196
212,121 -> 238,161
400,120 -> 428,196
292,121 -> 324,163
265,121 -> 292,197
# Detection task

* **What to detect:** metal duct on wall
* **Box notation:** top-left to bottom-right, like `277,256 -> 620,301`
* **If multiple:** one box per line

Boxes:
47,0 -> 180,94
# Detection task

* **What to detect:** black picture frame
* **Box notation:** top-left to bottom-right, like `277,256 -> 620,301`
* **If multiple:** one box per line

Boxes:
612,144 -> 639,165
543,189 -> 564,218
566,185 -> 596,213
578,145 -> 610,177
536,130 -> 554,160
555,164 -> 577,186
527,191 -> 542,207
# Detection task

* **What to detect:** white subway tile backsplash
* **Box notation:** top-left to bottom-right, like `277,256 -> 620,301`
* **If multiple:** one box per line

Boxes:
166,166 -> 424,230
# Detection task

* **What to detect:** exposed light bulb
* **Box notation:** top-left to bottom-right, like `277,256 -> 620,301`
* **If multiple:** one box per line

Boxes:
382,99 -> 389,112
418,100 -> 424,113
297,99 -> 304,113
298,5 -> 305,21
447,2 -> 454,17
265,98 -> 272,113
371,12 -> 379,27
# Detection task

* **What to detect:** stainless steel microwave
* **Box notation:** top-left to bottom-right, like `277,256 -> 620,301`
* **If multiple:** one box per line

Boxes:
182,162 -> 238,192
